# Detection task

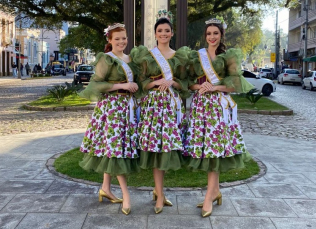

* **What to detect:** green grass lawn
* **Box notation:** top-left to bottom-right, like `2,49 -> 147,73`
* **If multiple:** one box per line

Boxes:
54,148 -> 260,187
231,95 -> 288,110
28,94 -> 90,107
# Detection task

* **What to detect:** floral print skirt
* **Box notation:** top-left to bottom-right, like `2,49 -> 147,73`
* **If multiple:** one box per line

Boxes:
79,93 -> 139,176
183,92 -> 251,173
138,90 -> 186,171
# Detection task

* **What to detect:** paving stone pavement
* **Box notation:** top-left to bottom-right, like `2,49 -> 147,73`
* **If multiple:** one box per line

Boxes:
0,130 -> 316,229
1,76 -> 316,228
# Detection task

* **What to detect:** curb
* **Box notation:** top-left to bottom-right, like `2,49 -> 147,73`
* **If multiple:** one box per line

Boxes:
46,153 -> 267,190
23,104 -> 96,112
24,104 -> 293,115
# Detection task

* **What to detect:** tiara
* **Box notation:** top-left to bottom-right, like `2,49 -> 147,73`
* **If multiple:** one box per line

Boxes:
156,9 -> 173,23
205,16 -> 227,29
104,23 -> 125,36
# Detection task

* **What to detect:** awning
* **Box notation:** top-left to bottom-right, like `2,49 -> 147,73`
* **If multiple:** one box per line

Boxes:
303,56 -> 316,62
11,53 -> 28,59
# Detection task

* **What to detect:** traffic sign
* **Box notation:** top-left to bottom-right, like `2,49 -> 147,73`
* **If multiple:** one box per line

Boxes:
270,53 -> 276,62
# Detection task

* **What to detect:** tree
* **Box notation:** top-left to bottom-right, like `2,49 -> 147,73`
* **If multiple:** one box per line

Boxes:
0,0 -> 299,52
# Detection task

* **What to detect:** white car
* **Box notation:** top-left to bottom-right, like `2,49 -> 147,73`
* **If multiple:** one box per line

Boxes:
242,70 -> 276,96
302,71 -> 316,91
258,68 -> 272,78
277,68 -> 301,85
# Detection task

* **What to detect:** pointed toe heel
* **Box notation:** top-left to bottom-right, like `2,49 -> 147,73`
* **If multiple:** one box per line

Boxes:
154,207 -> 163,214
98,189 -> 123,203
201,209 -> 212,218
122,208 -> 131,215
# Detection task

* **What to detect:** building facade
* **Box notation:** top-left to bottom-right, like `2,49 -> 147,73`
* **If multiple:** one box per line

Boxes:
0,10 -> 15,77
287,1 -> 316,71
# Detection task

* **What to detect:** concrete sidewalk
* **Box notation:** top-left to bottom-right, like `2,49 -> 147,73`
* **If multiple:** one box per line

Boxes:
0,129 -> 315,229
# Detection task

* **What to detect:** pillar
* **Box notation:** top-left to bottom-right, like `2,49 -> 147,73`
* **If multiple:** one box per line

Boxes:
142,0 -> 169,49
124,0 -> 135,53
176,0 -> 187,49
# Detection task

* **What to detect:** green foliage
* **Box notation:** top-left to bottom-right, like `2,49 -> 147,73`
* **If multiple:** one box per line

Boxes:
231,94 -> 288,110
46,85 -> 74,102
28,94 -> 90,107
54,148 -> 260,187
46,82 -> 82,102
240,89 -> 263,105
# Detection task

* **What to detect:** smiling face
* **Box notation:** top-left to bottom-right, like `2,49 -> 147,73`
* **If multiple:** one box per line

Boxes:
205,25 -> 222,48
155,23 -> 173,45
108,30 -> 128,52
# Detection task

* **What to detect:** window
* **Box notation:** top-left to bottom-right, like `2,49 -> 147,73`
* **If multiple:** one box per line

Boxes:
242,70 -> 256,78
78,66 -> 93,71
287,70 -> 300,74
262,69 -> 271,72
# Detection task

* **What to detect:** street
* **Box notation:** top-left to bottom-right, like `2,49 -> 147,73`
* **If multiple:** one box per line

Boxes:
0,77 -> 315,140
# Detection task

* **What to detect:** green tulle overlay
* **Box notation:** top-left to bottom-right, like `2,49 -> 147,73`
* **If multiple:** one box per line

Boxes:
79,154 -> 140,176
139,150 -> 185,171
183,152 -> 252,173
188,48 -> 254,93
131,45 -> 191,99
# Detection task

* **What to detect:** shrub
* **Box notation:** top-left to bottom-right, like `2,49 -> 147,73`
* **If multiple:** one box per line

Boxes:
241,89 -> 263,105
46,82 -> 83,102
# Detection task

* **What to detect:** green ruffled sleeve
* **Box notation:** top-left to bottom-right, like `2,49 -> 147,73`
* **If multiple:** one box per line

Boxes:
187,50 -> 204,87
222,48 -> 254,93
79,53 -> 117,101
131,45 -> 155,98
170,46 -> 191,98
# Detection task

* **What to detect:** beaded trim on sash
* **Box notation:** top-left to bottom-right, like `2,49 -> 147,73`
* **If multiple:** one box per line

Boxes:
104,52 -> 138,124
149,47 -> 183,125
198,48 -> 237,124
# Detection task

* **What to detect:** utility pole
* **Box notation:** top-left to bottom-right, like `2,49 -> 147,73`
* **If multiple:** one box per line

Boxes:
303,0 -> 309,77
17,17 -> 22,79
274,10 -> 278,78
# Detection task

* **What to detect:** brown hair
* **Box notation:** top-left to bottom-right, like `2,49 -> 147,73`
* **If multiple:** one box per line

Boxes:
104,26 -> 127,53
204,23 -> 226,55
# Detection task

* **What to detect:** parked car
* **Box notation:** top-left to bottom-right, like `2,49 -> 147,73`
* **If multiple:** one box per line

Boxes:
51,62 -> 66,76
242,70 -> 276,96
302,71 -> 316,91
258,68 -> 272,78
277,68 -> 301,85
73,65 -> 94,85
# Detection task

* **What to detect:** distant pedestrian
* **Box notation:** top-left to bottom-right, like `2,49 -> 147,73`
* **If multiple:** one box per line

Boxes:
37,64 -> 42,72
12,62 -> 17,77
20,63 -> 24,76
33,64 -> 38,74
25,62 -> 31,76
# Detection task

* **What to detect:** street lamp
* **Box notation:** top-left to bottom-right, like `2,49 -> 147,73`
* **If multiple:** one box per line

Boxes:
38,29 -> 50,70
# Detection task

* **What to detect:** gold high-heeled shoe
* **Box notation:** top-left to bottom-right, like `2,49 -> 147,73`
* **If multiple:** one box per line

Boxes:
201,208 -> 212,217
154,196 -> 168,214
98,189 -> 123,203
196,192 -> 222,208
121,207 -> 131,215
152,189 -> 173,206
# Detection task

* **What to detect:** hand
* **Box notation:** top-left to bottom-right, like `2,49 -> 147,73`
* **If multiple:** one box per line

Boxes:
158,79 -> 173,92
198,82 -> 216,94
123,82 -> 138,93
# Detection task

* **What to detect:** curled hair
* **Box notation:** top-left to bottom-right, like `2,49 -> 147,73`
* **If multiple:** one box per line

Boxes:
104,25 -> 127,53
154,18 -> 173,46
204,23 -> 226,55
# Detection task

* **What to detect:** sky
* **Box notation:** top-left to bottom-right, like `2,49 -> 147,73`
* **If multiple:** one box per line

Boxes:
262,9 -> 289,33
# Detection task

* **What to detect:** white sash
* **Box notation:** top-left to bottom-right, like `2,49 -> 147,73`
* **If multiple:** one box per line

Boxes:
149,47 -> 183,124
198,48 -> 237,124
105,52 -> 137,124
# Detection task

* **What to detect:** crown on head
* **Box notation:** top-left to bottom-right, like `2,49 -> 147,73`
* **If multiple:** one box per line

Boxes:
104,23 -> 125,37
156,9 -> 173,23
205,16 -> 227,29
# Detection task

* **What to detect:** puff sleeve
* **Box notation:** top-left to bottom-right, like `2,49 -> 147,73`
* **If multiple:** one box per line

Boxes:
222,48 -> 254,93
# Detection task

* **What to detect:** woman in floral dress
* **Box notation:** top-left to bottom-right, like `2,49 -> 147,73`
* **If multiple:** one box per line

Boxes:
132,15 -> 190,214
79,23 -> 139,215
183,18 -> 254,217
